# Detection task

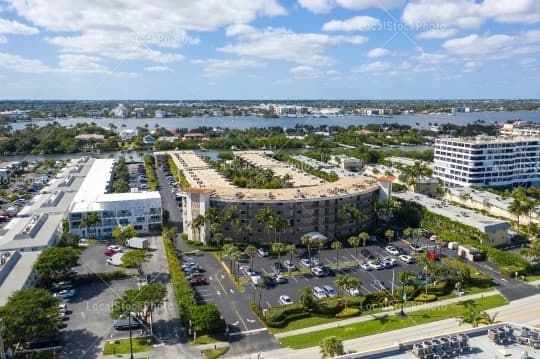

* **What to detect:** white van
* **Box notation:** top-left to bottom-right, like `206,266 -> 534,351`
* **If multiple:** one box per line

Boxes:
312,286 -> 328,299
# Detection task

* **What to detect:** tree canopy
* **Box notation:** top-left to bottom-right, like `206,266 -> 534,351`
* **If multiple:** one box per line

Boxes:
0,288 -> 60,347
111,283 -> 166,319
121,249 -> 152,268
33,247 -> 80,285
112,225 -> 138,246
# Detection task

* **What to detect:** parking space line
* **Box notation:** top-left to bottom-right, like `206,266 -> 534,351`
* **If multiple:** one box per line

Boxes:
289,275 -> 298,283
235,309 -> 249,331
261,268 -> 267,274
266,301 -> 272,309
214,273 -> 229,296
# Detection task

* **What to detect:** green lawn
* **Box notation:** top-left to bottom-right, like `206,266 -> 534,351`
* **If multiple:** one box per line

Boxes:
279,295 -> 507,349
202,346 -> 229,359
103,338 -> 153,355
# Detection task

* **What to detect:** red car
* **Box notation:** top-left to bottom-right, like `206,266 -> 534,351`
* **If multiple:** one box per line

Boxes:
104,248 -> 116,256
189,276 -> 207,286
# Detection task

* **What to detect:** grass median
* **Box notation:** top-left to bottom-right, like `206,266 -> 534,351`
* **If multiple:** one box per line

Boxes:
103,338 -> 152,355
279,294 -> 507,349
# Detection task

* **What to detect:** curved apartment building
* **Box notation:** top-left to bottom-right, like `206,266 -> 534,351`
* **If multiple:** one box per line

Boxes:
155,151 -> 381,244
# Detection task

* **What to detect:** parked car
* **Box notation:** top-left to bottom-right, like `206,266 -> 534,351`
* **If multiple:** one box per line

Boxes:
283,260 -> 298,271
321,266 -> 335,277
257,248 -> 269,257
53,289 -> 76,299
58,303 -> 68,313
113,313 -> 143,330
399,254 -> 415,264
360,262 -> 372,271
104,248 -> 116,256
107,245 -> 123,253
382,257 -> 398,267
312,286 -> 328,299
311,266 -> 325,277
345,286 -> 361,296
52,281 -> 72,291
263,276 -> 276,288
300,258 -> 312,268
360,249 -> 372,258
271,262 -> 285,273
181,262 -> 200,270
278,295 -> 293,305
385,245 -> 400,256
189,276 -> 207,286
368,261 -> 385,270
322,285 -> 337,297
410,243 -> 425,252
273,274 -> 288,284
241,265 -> 256,277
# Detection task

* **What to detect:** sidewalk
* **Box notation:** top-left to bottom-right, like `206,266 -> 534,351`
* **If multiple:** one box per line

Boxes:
274,289 -> 499,338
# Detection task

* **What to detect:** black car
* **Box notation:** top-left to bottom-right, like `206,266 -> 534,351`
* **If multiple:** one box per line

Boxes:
114,314 -> 144,330
271,262 -> 285,273
360,249 -> 372,258
263,276 -> 276,288
321,266 -> 336,277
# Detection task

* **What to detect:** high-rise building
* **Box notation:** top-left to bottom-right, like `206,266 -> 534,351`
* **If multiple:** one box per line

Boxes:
434,136 -> 540,187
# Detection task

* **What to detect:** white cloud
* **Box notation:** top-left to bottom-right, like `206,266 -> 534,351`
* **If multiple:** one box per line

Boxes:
0,18 -> 39,35
219,27 -> 367,66
322,16 -> 380,32
0,35 -> 6,43
443,34 -> 514,56
402,0 -> 540,30
353,61 -> 392,73
0,52 -> 51,73
0,52 -> 136,76
299,0 -> 403,13
463,61 -> 481,72
416,28 -> 458,40
225,24 -> 256,37
410,52 -> 447,64
289,65 -> 321,79
326,69 -> 340,75
191,58 -> 265,77
9,0 -> 286,63
297,0 -> 333,13
145,65 -> 172,72
367,48 -> 391,58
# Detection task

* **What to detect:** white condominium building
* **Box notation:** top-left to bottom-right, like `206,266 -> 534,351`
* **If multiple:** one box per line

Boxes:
68,159 -> 162,238
434,136 -> 540,187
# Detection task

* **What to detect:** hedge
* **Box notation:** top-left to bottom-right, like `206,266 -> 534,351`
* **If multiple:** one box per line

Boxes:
274,153 -> 339,182
336,307 -> 361,318
167,155 -> 190,189
143,155 -> 158,191
414,293 -> 438,302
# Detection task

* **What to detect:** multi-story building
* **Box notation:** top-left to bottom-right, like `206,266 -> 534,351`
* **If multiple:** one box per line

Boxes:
434,136 -> 540,187
500,121 -> 540,137
68,159 -> 162,238
156,151 -> 380,245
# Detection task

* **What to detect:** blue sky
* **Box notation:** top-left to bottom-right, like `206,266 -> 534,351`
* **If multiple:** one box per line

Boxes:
0,0 -> 539,99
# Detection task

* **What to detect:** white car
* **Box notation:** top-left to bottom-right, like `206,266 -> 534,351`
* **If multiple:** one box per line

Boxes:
300,258 -> 311,267
410,243 -> 425,252
385,245 -> 400,256
107,245 -> 123,253
278,295 -> 293,305
283,260 -> 298,271
257,248 -> 269,257
312,286 -> 328,299
399,254 -> 415,264
311,266 -> 325,277
360,263 -> 372,271
368,261 -> 385,270
53,289 -> 76,299
345,286 -> 360,296
323,285 -> 337,297
241,265 -> 256,277
58,303 -> 68,313
250,275 -> 262,285
382,257 -> 398,267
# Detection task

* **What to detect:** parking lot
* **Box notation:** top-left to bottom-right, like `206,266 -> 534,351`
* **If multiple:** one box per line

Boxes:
227,242 -> 424,310
74,242 -> 138,275
61,277 -> 140,358
128,162 -> 149,191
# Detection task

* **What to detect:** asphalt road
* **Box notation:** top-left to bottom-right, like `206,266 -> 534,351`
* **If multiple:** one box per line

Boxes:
61,278 -> 139,359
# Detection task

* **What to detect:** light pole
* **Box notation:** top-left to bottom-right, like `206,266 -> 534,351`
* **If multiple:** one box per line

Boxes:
128,314 -> 134,359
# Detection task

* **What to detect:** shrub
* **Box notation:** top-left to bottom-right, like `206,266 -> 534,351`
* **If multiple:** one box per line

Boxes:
314,298 -> 343,316
143,154 -> 158,190
335,307 -> 360,318
414,293 -> 437,302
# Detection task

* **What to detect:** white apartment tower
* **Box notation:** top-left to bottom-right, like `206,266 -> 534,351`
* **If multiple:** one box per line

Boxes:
434,136 -> 540,188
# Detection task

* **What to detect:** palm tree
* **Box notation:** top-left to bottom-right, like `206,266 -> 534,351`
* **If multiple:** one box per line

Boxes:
335,274 -> 359,298
331,240 -> 343,270
347,236 -> 360,257
358,232 -> 370,257
479,311 -> 499,325
509,197 -> 526,234
384,229 -> 395,244
256,208 -> 275,242
520,240 -> 540,261
272,242 -> 286,264
403,227 -> 413,242
522,197 -> 536,236
319,336 -> 345,358
244,244 -> 258,268
285,244 -> 296,275
298,287 -> 314,310
459,302 -> 482,327
191,214 -> 206,242
398,271 -> 416,315
230,250 -> 243,282
82,212 -> 101,238
300,234 -> 313,268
